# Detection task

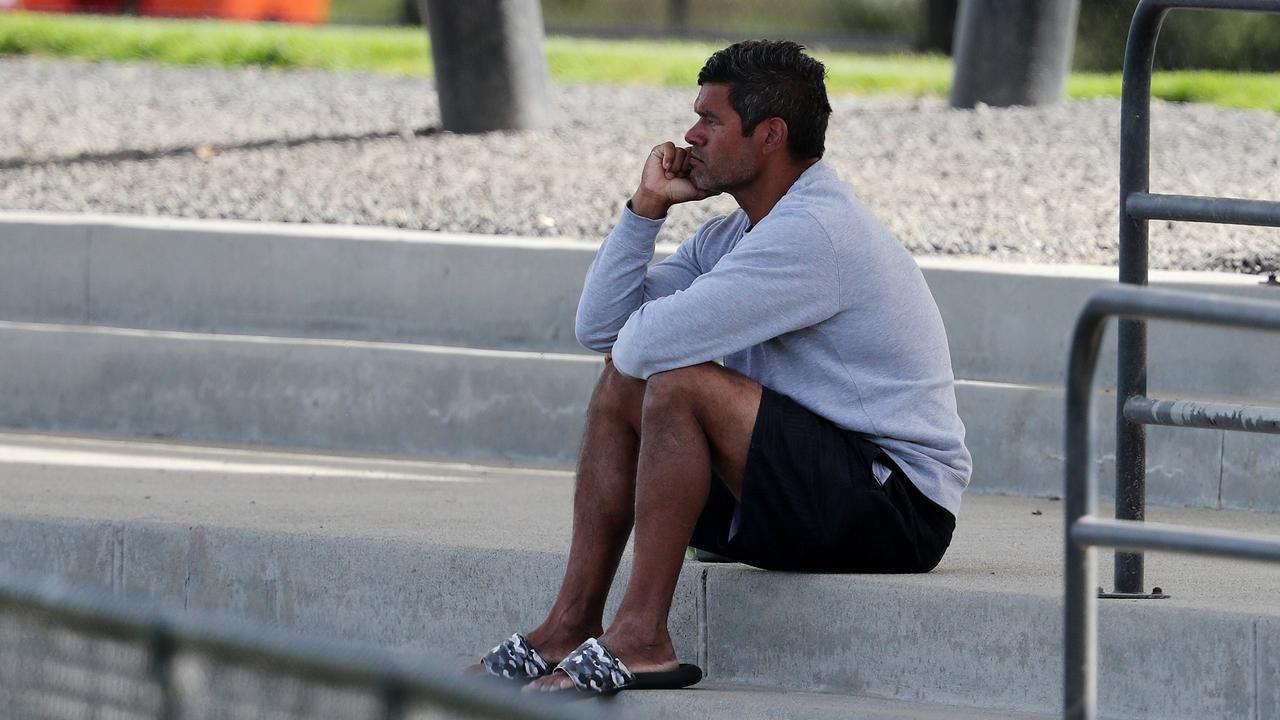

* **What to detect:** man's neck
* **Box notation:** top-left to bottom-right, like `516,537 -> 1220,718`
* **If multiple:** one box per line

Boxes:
733,158 -> 820,229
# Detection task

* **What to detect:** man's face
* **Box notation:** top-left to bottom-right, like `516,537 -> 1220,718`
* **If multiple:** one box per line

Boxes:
683,83 -> 759,194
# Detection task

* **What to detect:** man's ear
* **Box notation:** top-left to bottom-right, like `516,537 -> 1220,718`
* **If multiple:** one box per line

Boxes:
760,117 -> 789,156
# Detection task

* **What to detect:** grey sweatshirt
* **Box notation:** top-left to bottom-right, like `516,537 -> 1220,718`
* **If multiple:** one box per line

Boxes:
575,161 -> 971,515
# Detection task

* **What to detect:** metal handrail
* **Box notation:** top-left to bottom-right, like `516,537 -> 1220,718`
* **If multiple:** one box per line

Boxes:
1123,395 -> 1280,434
1062,284 -> 1280,720
1114,0 -> 1280,597
0,569 -> 606,720
1126,192 -> 1280,227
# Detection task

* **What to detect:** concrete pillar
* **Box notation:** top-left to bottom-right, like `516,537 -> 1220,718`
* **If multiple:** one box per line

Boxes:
949,0 -> 1081,108
422,0 -> 553,133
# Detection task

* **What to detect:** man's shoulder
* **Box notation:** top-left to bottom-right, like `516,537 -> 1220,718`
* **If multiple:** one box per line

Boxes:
764,170 -> 915,286
759,183 -> 863,249
788,171 -> 897,248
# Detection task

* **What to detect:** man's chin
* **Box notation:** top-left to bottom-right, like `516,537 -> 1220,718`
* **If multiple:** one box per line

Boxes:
689,172 -> 718,194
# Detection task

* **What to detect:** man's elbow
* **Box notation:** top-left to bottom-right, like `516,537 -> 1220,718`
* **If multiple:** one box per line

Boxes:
608,334 -> 650,379
574,321 -> 616,354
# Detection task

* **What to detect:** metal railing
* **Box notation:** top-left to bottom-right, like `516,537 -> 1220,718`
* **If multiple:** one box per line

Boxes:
0,569 -> 606,720
1062,285 -> 1280,719
1114,0 -> 1280,598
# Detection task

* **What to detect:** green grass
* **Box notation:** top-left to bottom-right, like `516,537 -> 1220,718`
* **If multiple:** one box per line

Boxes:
818,50 -> 952,96
328,0 -> 406,26
1070,71 -> 1280,112
2,11 -> 1280,111
0,11 -> 430,73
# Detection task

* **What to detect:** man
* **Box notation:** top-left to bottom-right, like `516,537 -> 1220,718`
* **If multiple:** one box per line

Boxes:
472,39 -> 971,695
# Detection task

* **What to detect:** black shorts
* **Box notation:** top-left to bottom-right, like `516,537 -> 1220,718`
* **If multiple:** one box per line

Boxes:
688,387 -> 955,573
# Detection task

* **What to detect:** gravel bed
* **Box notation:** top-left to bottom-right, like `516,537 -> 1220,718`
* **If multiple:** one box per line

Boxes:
2,56 -> 1278,273
0,58 -> 439,161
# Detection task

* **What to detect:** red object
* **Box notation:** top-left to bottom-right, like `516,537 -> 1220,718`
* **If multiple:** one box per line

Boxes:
14,0 -> 329,23
140,0 -> 328,23
19,0 -> 125,11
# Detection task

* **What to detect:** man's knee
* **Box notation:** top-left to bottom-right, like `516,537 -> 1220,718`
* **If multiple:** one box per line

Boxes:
590,357 -> 646,419
642,363 -> 718,418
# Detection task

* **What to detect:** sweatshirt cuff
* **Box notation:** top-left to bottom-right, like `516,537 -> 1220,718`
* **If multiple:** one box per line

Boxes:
619,201 -> 667,233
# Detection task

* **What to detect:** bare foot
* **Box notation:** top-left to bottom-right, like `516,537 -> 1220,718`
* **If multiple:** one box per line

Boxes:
523,668 -> 577,692
522,625 -> 677,693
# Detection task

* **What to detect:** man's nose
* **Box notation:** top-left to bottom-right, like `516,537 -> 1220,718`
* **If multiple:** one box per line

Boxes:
684,126 -> 703,146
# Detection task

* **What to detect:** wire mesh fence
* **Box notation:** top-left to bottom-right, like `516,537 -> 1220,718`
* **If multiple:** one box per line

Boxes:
0,612 -> 161,720
0,572 -> 603,720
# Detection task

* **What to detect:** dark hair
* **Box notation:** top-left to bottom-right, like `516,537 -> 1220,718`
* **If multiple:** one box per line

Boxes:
697,40 -> 832,159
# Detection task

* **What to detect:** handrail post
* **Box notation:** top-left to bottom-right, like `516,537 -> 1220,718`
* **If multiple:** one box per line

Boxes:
1114,0 -> 1280,599
1064,301 -> 1106,720
1114,0 -> 1166,597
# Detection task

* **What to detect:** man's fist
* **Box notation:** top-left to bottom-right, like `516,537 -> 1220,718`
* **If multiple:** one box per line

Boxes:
630,142 -> 717,219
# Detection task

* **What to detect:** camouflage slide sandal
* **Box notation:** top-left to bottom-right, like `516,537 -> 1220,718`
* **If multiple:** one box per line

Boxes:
480,632 -> 553,682
553,637 -> 703,695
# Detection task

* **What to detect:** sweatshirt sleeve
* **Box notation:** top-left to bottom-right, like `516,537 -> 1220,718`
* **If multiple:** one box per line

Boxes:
574,205 -> 707,352
610,209 -> 842,379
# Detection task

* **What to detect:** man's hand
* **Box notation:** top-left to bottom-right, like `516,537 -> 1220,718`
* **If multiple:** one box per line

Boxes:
629,142 -> 717,220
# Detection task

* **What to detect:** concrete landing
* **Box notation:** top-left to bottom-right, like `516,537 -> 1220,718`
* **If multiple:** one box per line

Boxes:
1,431 -> 1277,718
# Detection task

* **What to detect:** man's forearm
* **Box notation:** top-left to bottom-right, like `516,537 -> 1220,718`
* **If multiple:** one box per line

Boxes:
629,189 -> 672,221
578,140 -> 708,353
574,208 -> 666,352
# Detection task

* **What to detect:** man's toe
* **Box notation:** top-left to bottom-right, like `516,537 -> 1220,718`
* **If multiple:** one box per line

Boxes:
523,670 -> 575,692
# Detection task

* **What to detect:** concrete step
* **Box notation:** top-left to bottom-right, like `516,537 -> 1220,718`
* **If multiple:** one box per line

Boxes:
1,211 -> 594,356
5,211 -> 1280,395
0,433 -> 1276,720
0,320 -> 1273,511
602,680 -> 1053,719
0,319 -> 600,468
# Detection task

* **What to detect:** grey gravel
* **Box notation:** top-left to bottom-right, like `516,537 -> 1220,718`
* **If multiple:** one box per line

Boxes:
2,56 -> 1278,273
0,57 -> 439,161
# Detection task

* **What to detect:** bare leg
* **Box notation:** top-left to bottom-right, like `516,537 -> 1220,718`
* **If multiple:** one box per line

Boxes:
522,358 -> 647,657
467,357 -> 646,674
528,362 -> 761,690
